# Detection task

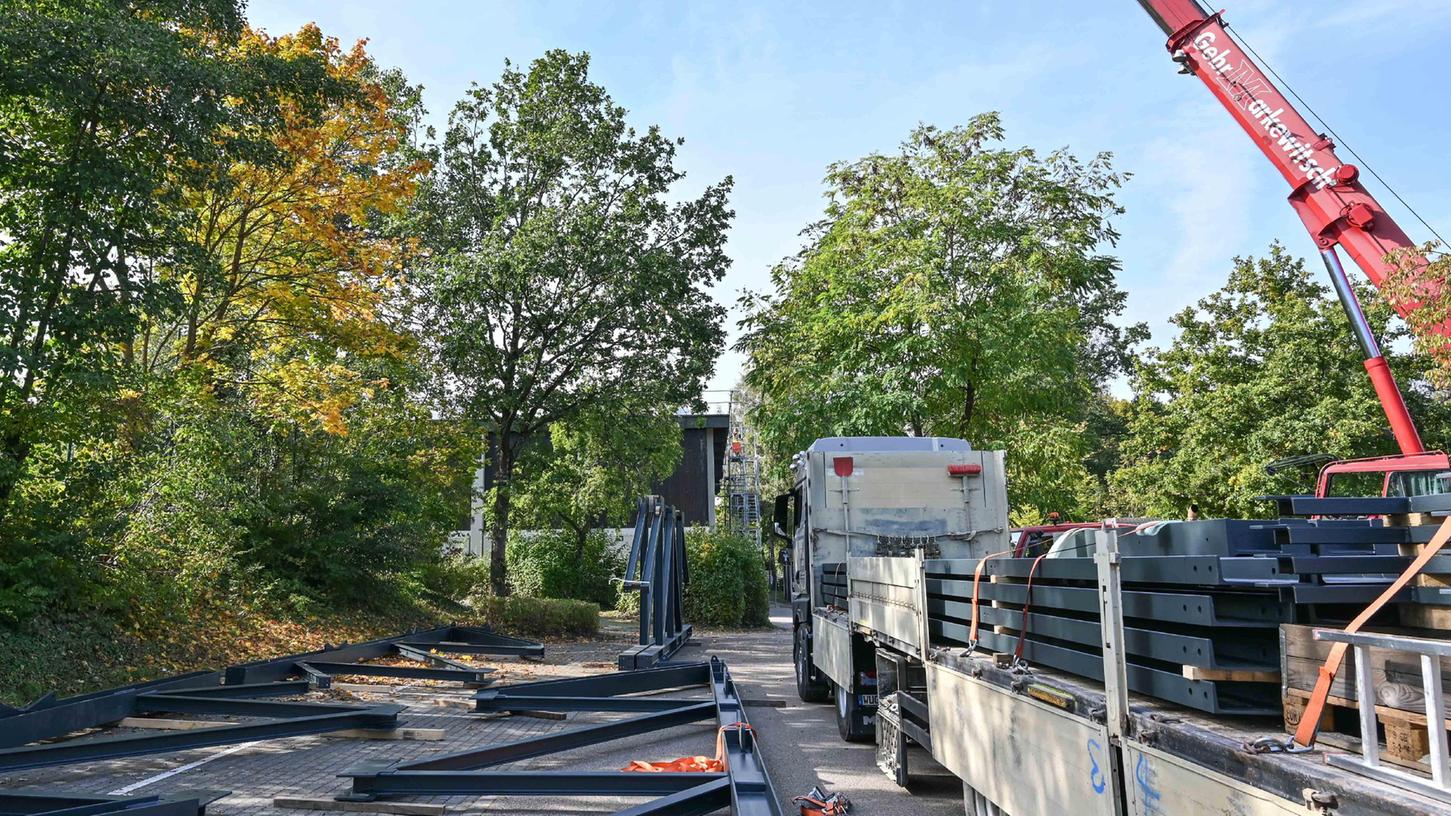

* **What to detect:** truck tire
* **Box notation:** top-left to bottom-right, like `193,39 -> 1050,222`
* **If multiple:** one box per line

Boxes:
794,625 -> 831,702
835,681 -> 874,742
963,781 -> 1008,816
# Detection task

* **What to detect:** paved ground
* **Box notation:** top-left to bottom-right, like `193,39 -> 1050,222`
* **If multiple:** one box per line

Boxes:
1,608 -> 963,815
704,607 -> 963,816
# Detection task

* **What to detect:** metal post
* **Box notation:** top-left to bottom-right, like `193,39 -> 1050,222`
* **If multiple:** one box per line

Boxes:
1355,645 -> 1380,768
1095,522 -> 1129,740
1321,247 -> 1425,455
1095,520 -> 1130,816
1425,652 -> 1449,787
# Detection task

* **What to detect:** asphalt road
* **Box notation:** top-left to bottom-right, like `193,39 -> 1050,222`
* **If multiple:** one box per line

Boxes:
701,606 -> 965,816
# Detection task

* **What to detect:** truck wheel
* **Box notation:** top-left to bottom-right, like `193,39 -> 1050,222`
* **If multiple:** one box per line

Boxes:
963,781 -> 1007,816
794,625 -> 830,703
835,681 -> 874,742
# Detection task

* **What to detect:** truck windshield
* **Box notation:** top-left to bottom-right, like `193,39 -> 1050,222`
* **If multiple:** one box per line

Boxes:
1385,469 -> 1451,497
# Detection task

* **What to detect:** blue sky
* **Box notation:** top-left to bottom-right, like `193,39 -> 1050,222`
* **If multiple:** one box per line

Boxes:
249,1 -> 1451,397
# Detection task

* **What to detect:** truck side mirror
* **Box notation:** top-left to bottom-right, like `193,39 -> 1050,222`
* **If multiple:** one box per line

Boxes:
770,494 -> 792,541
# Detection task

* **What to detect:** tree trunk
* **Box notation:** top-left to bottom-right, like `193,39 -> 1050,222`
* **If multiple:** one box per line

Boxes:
488,437 -> 514,596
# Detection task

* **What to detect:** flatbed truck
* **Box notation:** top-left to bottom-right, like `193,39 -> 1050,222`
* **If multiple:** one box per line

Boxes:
778,436 -> 1449,816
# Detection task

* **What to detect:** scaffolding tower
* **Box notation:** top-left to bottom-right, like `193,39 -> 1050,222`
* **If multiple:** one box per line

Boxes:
720,389 -> 763,549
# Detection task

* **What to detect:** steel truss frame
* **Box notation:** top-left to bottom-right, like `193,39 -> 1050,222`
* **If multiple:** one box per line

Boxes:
0,626 -> 542,773
343,658 -> 781,815
618,497 -> 693,670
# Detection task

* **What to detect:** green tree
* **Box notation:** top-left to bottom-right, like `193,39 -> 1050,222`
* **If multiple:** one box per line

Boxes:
513,407 -> 682,562
1111,243 -> 1451,518
413,51 -> 732,595
0,0 -> 256,517
738,114 -> 1143,520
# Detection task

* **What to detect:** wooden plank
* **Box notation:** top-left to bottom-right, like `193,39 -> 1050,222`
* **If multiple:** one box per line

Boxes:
273,797 -> 445,816
323,727 -> 445,741
117,717 -> 223,731
1181,666 -> 1279,683
116,717 -> 444,741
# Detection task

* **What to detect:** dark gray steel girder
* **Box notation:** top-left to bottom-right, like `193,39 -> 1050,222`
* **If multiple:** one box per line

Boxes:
0,705 -> 400,772
930,620 -> 1276,716
926,598 -> 1276,670
612,778 -> 732,816
396,702 -> 716,771
134,694 -> 363,718
924,578 -> 1282,628
0,792 -> 211,816
472,661 -> 710,704
473,695 -> 699,714
299,661 -> 494,684
709,657 -> 780,816
345,771 -> 724,797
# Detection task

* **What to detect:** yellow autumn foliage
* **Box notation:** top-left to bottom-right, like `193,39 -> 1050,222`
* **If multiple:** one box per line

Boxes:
136,24 -> 427,435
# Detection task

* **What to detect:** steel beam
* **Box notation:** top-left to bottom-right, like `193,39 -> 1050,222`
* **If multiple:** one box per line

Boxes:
926,598 -> 1276,670
0,671 -> 222,748
924,578 -> 1282,628
0,792 -> 213,816
708,658 -> 781,816
935,555 -> 1285,585
135,694 -> 366,718
220,626 -> 535,685
150,681 -> 313,699
396,702 -> 715,771
473,695 -> 699,714
299,661 -> 493,684
0,705 -> 400,772
472,661 -> 710,703
612,778 -> 732,816
930,620 -> 1277,716
345,770 -> 725,798
392,644 -> 477,672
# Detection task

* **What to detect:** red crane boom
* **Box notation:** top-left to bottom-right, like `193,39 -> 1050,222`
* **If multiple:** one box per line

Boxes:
1136,0 -> 1429,455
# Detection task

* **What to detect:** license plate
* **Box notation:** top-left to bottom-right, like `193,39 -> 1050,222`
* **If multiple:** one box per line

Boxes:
858,694 -> 877,707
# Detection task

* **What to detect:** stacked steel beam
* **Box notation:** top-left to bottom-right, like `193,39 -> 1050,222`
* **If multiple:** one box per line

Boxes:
925,495 -> 1451,715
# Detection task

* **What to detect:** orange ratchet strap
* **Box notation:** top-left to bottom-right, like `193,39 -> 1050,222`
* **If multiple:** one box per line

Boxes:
968,549 -> 1013,645
1014,551 -> 1052,663
1293,515 -> 1451,748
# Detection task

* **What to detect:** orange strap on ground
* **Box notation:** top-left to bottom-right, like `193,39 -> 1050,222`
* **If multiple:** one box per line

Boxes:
621,723 -> 750,773
1293,514 -> 1451,747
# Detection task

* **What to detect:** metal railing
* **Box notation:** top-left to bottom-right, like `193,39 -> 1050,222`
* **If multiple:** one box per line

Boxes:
1314,628 -> 1451,804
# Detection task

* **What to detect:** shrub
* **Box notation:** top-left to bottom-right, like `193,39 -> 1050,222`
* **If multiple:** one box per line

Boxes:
506,528 -> 622,609
473,595 -> 599,638
682,527 -> 770,628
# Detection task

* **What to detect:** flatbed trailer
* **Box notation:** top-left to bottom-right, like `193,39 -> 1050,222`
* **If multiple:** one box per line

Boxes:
782,437 -> 1451,815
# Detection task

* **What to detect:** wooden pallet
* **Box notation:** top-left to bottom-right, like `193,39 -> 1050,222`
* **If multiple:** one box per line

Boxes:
1281,622 -> 1451,716
1284,687 -> 1447,765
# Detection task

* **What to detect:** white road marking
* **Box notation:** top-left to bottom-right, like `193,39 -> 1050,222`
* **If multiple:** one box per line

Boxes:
107,741 -> 256,795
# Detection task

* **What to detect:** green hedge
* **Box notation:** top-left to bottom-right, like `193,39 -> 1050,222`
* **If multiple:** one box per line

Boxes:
474,595 -> 599,638
682,527 -> 770,628
506,528 -> 622,609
